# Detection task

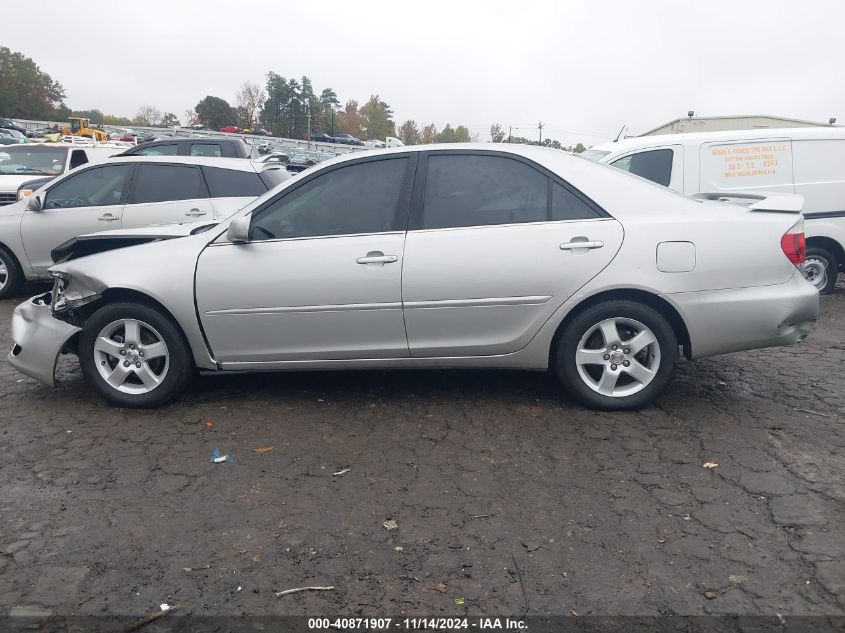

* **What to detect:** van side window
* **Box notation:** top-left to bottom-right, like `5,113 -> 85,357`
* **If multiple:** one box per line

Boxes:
611,149 -> 673,187
69,150 -> 88,170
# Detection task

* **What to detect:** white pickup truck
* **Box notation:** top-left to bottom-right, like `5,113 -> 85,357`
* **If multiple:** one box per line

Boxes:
0,144 -> 119,207
584,127 -> 845,293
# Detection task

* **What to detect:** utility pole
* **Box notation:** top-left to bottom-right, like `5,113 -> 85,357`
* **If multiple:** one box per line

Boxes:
331,107 -> 335,136
508,125 -> 512,143
538,121 -> 544,144
307,104 -> 311,149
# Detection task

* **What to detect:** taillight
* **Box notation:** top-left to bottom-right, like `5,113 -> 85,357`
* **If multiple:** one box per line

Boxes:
780,220 -> 806,265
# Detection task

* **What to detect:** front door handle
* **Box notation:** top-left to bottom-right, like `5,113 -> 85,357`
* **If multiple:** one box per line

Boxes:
356,252 -> 398,264
560,240 -> 604,250
185,208 -> 207,217
98,213 -> 119,222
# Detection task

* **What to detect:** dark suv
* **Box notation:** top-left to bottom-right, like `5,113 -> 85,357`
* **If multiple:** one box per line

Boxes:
120,138 -> 257,159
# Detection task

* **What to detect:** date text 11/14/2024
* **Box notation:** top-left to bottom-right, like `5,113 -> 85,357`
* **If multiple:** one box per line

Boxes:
307,617 -> 528,630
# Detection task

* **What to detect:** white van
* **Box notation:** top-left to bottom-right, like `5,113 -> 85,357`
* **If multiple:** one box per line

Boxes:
584,127 -> 845,293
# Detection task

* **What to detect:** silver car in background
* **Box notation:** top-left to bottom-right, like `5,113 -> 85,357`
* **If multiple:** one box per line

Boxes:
8,144 -> 819,410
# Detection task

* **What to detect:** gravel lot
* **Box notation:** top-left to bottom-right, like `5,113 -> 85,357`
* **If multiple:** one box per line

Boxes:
0,282 -> 843,619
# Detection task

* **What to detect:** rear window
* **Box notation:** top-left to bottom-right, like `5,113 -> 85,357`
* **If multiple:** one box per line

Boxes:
190,143 -> 223,157
258,168 -> 291,191
203,166 -> 268,197
580,149 -> 610,162
611,149 -> 673,187
133,144 -> 178,156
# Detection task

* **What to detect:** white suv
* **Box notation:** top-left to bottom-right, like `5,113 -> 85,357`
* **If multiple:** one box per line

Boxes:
0,155 -> 289,298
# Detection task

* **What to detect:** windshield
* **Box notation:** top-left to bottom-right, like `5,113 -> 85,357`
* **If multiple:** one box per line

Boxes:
0,146 -> 67,176
579,149 -> 611,162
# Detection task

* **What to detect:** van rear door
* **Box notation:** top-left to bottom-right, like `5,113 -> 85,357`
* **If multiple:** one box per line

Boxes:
699,139 -> 794,195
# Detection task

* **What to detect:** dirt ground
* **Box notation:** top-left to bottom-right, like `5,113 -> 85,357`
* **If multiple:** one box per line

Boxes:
0,281 -> 843,619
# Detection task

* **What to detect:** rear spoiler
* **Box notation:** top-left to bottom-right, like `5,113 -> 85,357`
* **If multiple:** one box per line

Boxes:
690,192 -> 803,213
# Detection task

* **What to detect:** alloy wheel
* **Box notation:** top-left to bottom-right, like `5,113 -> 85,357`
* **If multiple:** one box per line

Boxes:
0,260 -> 7,291
93,318 -> 170,394
803,256 -> 828,291
575,317 -> 661,397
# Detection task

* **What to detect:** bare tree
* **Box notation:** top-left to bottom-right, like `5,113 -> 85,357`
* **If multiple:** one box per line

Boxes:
235,81 -> 266,129
135,105 -> 161,127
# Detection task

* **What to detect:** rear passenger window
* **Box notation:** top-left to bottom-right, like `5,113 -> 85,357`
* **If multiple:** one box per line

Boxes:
132,164 -> 206,203
203,167 -> 267,197
611,149 -> 673,187
422,155 -> 548,229
134,144 -> 178,156
190,143 -> 223,157
551,182 -> 600,221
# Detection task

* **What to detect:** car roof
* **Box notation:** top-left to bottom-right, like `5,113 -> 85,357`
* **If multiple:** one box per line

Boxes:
106,155 -> 259,171
591,126 -> 845,154
131,137 -> 245,144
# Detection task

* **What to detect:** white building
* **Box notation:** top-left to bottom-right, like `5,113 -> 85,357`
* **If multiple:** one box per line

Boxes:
641,114 -> 836,136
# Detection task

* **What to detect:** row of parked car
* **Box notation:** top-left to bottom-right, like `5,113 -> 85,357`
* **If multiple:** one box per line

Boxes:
1,128 -> 831,413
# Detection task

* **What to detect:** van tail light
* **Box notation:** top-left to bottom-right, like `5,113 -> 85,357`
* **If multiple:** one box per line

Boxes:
780,219 -> 806,266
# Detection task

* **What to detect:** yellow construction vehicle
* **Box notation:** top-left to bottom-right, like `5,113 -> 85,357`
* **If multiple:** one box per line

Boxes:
60,117 -> 108,142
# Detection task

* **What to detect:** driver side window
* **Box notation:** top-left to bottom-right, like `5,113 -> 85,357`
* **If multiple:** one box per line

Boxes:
44,165 -> 132,209
250,157 -> 410,240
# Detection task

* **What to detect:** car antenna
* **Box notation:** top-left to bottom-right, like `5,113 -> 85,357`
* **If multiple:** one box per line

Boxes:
614,125 -> 627,142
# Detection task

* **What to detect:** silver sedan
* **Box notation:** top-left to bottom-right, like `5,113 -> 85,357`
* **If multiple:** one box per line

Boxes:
8,144 -> 819,410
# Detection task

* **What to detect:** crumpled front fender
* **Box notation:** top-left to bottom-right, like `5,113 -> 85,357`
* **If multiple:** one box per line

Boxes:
8,293 -> 80,387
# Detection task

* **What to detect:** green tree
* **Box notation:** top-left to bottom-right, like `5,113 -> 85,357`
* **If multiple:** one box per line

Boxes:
572,142 -> 586,153
300,76 -> 320,135
435,123 -> 470,143
360,95 -> 395,141
454,125 -> 471,142
161,112 -> 180,128
398,120 -> 421,145
319,87 -> 341,135
0,47 -> 66,119
261,72 -> 294,136
490,123 -> 505,143
195,96 -> 236,130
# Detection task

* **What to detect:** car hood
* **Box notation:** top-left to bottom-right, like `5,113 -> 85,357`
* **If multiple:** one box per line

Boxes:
51,221 -> 220,264
0,174 -> 41,193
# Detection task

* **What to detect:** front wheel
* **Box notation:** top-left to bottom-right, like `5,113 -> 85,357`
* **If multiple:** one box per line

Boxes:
804,246 -> 838,294
0,246 -> 23,300
79,302 -> 194,407
554,300 -> 679,410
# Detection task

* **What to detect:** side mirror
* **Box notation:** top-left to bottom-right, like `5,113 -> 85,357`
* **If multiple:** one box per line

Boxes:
227,214 -> 250,243
26,195 -> 42,211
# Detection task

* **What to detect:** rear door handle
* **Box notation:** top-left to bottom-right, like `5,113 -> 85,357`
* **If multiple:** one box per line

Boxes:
560,240 -> 604,250
98,213 -> 119,222
356,253 -> 398,264
185,208 -> 207,217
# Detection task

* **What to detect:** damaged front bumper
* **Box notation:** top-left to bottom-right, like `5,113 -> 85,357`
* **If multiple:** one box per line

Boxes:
8,292 -> 81,387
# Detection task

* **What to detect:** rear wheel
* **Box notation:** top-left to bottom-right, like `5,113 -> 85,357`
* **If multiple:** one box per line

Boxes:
804,246 -> 838,294
554,300 -> 678,410
79,302 -> 194,407
0,246 -> 23,300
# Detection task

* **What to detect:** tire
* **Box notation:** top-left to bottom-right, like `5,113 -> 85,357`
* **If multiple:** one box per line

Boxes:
78,302 -> 194,407
0,245 -> 23,300
554,300 -> 679,411
804,246 -> 838,295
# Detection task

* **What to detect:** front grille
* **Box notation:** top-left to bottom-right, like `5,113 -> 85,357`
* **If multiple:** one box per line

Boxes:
0,193 -> 17,206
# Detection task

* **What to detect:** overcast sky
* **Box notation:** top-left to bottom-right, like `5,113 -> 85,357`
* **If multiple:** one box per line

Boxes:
5,0 -> 842,145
